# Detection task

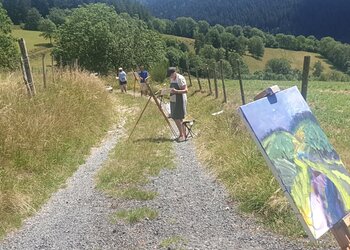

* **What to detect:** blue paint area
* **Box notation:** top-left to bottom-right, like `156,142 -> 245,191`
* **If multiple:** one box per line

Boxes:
240,86 -> 310,141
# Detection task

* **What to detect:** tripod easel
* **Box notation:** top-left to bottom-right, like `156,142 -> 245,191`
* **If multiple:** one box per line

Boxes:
128,83 -> 177,140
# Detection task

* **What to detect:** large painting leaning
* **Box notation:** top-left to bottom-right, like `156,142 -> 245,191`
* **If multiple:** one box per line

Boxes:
239,86 -> 350,239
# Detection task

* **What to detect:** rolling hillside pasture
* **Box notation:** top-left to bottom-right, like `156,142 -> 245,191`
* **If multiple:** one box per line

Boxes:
162,35 -> 336,75
12,27 -> 50,52
162,34 -> 195,53
11,27 -> 52,69
243,48 -> 334,74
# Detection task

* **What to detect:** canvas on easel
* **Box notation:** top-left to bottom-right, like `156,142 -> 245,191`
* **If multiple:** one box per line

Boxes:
239,86 -> 350,240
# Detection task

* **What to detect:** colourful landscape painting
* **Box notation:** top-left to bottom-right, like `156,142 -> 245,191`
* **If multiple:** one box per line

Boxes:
239,86 -> 350,239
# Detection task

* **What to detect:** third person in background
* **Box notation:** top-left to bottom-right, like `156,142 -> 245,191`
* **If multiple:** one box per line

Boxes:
138,65 -> 149,96
117,67 -> 127,93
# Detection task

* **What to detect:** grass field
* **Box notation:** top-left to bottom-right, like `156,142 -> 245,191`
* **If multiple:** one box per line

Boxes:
11,27 -> 52,69
166,35 -> 337,75
12,26 -> 50,53
162,34 -> 196,53
243,48 -> 335,74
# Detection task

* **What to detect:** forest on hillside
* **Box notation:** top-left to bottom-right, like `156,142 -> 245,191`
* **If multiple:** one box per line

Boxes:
1,0 -> 350,82
1,0 -> 151,23
138,0 -> 350,43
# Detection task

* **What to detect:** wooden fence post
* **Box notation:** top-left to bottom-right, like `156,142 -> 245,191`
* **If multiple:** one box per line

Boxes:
206,65 -> 212,95
301,56 -> 311,101
20,58 -> 33,97
237,60 -> 245,105
220,60 -> 227,103
196,69 -> 202,92
42,54 -> 47,88
213,63 -> 219,99
74,58 -> 79,72
59,56 -> 63,77
18,38 -> 36,96
51,54 -> 55,83
187,62 -> 193,87
331,219 -> 350,250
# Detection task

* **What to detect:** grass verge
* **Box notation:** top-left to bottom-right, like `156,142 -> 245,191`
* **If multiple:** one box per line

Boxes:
96,93 -> 174,200
0,70 -> 117,238
113,207 -> 158,224
160,236 -> 187,249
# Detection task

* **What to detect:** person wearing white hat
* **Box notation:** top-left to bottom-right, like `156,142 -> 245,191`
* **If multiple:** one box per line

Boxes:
116,67 -> 127,93
167,67 -> 188,142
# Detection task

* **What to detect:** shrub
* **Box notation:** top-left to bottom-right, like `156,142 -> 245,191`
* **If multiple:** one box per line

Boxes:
265,58 -> 292,75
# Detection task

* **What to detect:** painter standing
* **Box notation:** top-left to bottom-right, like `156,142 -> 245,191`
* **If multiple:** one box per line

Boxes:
168,67 -> 188,142
117,67 -> 127,93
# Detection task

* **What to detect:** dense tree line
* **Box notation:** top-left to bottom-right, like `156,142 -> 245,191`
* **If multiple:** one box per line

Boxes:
2,0 -> 151,24
148,16 -> 350,81
2,0 -> 349,81
139,0 -> 350,43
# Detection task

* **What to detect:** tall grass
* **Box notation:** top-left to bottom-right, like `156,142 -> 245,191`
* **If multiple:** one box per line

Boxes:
0,70 -> 116,238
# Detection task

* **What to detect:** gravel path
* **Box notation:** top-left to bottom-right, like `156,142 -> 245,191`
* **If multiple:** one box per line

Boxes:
0,123 -> 338,249
0,122 -> 125,250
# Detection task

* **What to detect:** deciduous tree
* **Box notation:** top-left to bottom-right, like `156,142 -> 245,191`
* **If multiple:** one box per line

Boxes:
38,18 -> 57,44
55,3 -> 165,74
0,5 -> 19,70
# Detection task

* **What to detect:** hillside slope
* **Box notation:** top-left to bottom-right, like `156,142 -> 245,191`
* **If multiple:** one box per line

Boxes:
163,34 -> 335,74
138,0 -> 350,43
244,48 -> 334,74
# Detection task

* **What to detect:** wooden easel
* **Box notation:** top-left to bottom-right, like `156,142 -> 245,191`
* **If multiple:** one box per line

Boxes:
132,69 -> 138,97
128,83 -> 177,140
253,85 -> 281,100
331,216 -> 350,250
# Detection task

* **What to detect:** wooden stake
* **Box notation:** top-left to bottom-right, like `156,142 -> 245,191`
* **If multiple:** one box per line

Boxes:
20,58 -> 33,97
132,69 -> 139,97
301,56 -> 311,101
331,219 -> 350,250
206,66 -> 212,95
186,62 -> 192,87
196,69 -> 202,91
213,63 -> 218,99
18,38 -> 36,95
51,54 -> 55,83
59,56 -> 63,78
237,60 -> 245,105
220,60 -> 227,103
42,54 -> 47,88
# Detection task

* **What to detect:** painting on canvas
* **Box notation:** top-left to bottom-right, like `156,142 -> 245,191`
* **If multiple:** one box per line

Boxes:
239,86 -> 350,239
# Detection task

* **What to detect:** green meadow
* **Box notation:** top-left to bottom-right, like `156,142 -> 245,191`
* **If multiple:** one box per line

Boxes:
243,48 -> 335,74
11,27 -> 52,70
